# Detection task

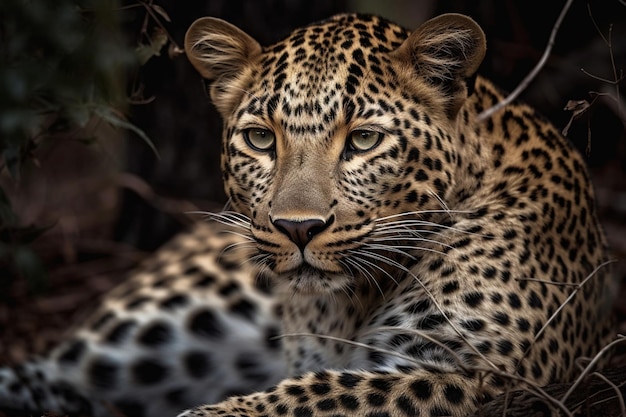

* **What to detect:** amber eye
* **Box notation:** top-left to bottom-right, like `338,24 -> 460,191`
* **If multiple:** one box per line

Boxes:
348,130 -> 383,152
243,128 -> 275,151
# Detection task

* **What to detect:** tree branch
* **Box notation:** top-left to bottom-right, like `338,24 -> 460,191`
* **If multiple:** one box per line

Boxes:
477,0 -> 574,121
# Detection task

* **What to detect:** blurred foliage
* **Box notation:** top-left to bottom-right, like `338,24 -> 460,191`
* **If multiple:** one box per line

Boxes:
0,188 -> 49,297
0,0 -> 151,291
0,0 -> 139,167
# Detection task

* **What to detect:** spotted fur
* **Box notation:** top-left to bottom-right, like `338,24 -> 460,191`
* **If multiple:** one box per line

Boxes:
0,225 -> 285,416
0,12 -> 614,417
182,12 -> 614,417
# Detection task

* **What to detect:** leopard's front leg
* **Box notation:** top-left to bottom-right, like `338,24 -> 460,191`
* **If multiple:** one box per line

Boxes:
179,369 -> 483,417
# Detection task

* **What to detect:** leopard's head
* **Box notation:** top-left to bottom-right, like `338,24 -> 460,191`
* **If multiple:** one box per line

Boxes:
185,13 -> 486,293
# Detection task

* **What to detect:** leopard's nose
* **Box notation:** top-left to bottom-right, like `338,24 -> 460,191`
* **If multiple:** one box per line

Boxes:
272,217 -> 333,251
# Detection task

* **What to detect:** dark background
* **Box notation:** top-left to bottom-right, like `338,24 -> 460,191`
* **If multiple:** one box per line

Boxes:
1,0 -> 625,374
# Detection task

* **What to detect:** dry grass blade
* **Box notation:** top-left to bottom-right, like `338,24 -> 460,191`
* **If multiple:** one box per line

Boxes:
588,372 -> 626,416
561,335 -> 626,405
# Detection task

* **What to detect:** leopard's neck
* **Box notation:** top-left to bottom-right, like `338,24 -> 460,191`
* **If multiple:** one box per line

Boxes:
277,280 -> 386,375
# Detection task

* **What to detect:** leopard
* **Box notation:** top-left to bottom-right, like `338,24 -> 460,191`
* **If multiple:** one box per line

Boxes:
0,12 -> 615,417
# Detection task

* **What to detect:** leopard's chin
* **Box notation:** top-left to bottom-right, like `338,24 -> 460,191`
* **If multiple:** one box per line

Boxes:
278,264 -> 352,295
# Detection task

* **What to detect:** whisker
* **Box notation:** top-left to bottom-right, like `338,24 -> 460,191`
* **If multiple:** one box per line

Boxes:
374,220 -> 447,230
342,257 -> 385,298
338,259 -> 356,279
361,243 -> 418,260
245,255 -> 273,273
220,230 -> 255,242
363,240 -> 449,256
371,227 -> 444,237
374,219 -> 441,228
222,241 -> 256,253
209,211 -> 252,228
373,219 -> 455,230
248,252 -> 271,265
221,198 -> 233,212
350,249 -> 405,272
426,187 -> 452,215
375,209 -> 474,222
348,250 -> 406,286
373,220 -> 489,239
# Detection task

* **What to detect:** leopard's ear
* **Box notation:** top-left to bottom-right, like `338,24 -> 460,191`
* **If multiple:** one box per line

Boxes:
185,17 -> 261,114
391,14 -> 486,117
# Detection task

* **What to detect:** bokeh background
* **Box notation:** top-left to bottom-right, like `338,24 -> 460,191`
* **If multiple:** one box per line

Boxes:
1,0 -> 625,377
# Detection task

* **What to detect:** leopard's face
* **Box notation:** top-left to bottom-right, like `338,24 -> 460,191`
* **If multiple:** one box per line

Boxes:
186,14 -> 486,292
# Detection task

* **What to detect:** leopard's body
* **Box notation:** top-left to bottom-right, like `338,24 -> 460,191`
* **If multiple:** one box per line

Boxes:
0,12 -> 614,417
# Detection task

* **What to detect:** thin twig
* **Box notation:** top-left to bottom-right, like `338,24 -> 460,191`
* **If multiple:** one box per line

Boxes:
580,68 -> 624,85
587,2 -> 609,46
607,24 -> 621,121
514,260 -> 616,376
586,3 -> 622,119
561,335 -> 626,405
477,0 -> 574,121
601,85 -> 626,125
277,331 -> 572,417
589,372 -> 626,417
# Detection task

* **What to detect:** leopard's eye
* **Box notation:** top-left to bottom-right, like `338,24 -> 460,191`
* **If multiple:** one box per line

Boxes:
243,128 -> 275,151
348,130 -> 383,152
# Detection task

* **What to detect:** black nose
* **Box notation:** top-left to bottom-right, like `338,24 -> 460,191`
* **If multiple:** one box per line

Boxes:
272,217 -> 332,251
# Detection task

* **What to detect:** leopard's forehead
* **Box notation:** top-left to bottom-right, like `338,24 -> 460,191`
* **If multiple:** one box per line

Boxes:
263,14 -> 408,71
239,14 -> 410,134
